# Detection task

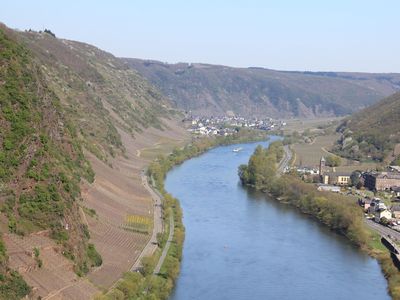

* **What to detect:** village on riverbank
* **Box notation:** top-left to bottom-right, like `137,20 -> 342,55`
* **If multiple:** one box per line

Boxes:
292,157 -> 400,229
184,114 -> 286,136
272,119 -> 400,236
239,126 -> 400,297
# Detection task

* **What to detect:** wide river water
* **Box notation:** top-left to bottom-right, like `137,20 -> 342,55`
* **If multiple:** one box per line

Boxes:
165,138 -> 390,300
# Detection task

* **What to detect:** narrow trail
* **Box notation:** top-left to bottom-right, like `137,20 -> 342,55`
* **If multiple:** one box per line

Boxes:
321,146 -> 341,158
365,219 -> 400,241
277,145 -> 292,175
153,213 -> 174,275
42,282 -> 77,300
130,170 -> 163,271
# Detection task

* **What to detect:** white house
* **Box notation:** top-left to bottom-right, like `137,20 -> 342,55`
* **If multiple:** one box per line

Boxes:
317,184 -> 341,193
374,209 -> 392,223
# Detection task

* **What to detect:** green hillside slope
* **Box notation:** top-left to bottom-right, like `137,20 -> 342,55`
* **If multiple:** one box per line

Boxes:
334,92 -> 400,162
0,26 -> 96,298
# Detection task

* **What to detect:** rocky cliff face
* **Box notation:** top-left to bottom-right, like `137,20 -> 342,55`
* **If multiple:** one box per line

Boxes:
123,58 -> 400,118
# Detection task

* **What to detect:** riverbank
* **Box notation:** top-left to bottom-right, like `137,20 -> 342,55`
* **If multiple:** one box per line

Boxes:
239,142 -> 400,299
167,138 -> 389,299
95,129 -> 271,299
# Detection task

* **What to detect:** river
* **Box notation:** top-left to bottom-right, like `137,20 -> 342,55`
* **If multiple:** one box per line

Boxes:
165,138 -> 390,300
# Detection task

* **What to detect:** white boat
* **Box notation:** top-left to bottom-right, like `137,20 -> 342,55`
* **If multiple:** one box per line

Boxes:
233,147 -> 243,152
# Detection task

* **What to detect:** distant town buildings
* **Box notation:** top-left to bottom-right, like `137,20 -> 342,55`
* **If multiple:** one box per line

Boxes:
321,172 -> 351,186
392,205 -> 400,219
366,198 -> 392,223
318,159 -> 400,191
290,150 -> 400,225
363,171 -> 400,191
184,115 -> 286,136
319,156 -> 326,176
317,184 -> 341,193
391,186 -> 400,197
293,150 -> 400,225
296,166 -> 319,175
358,197 -> 400,223
319,157 -> 351,186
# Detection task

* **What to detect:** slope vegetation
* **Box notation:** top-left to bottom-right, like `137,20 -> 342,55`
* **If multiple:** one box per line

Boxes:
334,92 -> 400,162
0,24 -> 188,299
0,25 -> 97,298
19,31 -> 172,160
123,58 -> 400,118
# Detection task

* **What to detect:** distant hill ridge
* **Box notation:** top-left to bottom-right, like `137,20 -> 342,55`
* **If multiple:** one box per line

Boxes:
123,58 -> 400,118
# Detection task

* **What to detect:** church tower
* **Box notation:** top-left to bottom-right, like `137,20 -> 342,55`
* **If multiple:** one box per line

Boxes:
319,157 -> 326,176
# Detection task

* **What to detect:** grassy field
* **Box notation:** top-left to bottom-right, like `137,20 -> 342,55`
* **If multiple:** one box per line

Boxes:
292,134 -> 340,167
283,117 -> 343,134
292,133 -> 378,173
139,137 -> 187,160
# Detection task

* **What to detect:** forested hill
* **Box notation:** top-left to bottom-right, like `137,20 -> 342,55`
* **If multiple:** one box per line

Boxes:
334,91 -> 400,162
123,58 -> 400,118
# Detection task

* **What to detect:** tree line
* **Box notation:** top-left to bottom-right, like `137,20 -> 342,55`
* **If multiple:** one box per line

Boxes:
239,142 -> 368,246
96,129 -> 269,299
239,142 -> 400,298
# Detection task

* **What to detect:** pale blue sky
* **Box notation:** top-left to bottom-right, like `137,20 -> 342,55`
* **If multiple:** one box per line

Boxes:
1,0 -> 399,72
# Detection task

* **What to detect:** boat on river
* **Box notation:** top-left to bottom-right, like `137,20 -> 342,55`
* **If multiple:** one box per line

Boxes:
233,147 -> 243,152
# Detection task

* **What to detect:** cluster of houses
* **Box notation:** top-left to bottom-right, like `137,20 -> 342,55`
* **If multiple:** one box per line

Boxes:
295,166 -> 320,175
363,169 -> 400,191
294,157 -> 400,224
296,157 -> 400,194
359,197 -> 400,225
293,157 -> 352,190
321,168 -> 400,193
187,124 -> 237,136
185,115 -> 286,136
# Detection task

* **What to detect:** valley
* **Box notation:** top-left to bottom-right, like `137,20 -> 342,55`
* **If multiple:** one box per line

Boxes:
1,12 -> 400,299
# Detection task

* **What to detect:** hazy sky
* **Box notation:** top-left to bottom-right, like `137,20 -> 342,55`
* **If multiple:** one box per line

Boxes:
2,0 -> 399,72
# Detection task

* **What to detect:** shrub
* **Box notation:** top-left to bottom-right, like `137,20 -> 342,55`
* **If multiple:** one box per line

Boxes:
43,29 -> 56,38
0,270 -> 31,299
87,243 -> 102,267
325,155 -> 341,167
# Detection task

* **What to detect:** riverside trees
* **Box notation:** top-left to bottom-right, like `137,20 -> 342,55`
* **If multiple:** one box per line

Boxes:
238,142 -> 283,189
239,142 -> 369,247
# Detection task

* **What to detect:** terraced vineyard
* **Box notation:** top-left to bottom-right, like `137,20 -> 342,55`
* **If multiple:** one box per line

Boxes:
0,23 -> 189,298
87,218 -> 150,288
123,215 -> 152,234
81,125 -> 188,289
3,233 -> 98,299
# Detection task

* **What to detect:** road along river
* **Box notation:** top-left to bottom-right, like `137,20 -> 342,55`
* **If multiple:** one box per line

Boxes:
165,137 -> 390,300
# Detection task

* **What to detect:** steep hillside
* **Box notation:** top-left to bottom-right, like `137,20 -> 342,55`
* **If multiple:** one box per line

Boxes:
0,26 -> 97,298
334,92 -> 400,162
18,31 -> 174,161
124,58 -> 400,118
0,24 -> 188,299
